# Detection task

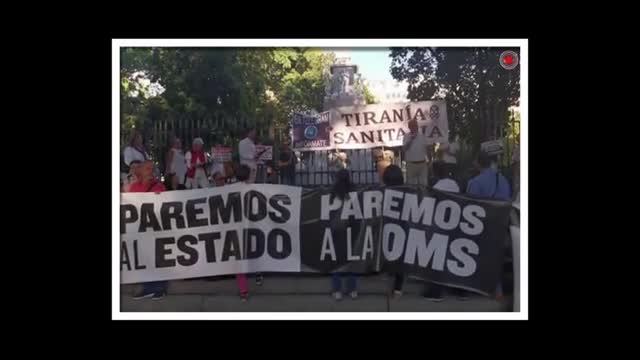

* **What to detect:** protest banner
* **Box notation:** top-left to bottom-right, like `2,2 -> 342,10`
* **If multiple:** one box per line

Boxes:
211,146 -> 232,162
255,145 -> 273,161
327,101 -> 448,149
292,111 -> 331,150
120,183 -> 302,284
121,183 -> 511,294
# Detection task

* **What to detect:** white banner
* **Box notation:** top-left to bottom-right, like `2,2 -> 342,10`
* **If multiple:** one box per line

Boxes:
326,100 -> 448,150
255,145 -> 273,161
120,183 -> 302,284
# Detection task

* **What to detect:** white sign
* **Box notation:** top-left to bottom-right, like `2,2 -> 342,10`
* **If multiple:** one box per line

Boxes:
255,145 -> 273,161
120,184 -> 302,284
211,147 -> 232,162
327,100 -> 448,150
481,140 -> 504,155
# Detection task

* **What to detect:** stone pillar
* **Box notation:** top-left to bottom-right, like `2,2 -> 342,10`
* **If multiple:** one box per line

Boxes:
323,61 -> 366,111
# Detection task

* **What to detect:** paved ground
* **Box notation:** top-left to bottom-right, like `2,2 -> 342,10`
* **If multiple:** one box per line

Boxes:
121,275 -> 513,312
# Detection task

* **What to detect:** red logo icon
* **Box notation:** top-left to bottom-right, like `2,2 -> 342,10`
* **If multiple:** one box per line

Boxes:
500,51 -> 519,70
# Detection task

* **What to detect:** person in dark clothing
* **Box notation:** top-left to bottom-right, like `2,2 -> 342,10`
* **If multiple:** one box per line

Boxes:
329,169 -> 358,300
381,165 -> 408,298
278,140 -> 296,185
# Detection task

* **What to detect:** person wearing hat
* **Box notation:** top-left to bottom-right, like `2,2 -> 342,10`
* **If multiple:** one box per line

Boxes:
185,137 -> 210,189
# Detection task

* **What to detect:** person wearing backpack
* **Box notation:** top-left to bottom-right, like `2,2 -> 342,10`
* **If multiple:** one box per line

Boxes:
466,152 -> 511,201
462,152 -> 512,301
127,160 -> 168,301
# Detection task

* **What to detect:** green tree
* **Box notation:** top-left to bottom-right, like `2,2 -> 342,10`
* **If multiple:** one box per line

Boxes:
120,48 -> 336,151
389,47 -> 520,150
363,85 -> 377,104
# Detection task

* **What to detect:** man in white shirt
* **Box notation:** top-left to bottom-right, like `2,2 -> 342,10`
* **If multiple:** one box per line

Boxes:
238,128 -> 267,184
402,119 -> 429,186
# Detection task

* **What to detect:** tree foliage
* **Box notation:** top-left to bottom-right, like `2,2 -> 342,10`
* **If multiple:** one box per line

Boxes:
363,84 -> 378,104
389,47 -> 520,150
120,48 -> 336,148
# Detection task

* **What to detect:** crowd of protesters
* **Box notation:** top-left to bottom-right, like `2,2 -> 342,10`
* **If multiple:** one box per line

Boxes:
121,124 -> 517,303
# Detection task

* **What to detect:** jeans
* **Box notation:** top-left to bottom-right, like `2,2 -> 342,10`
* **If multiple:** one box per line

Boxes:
143,281 -> 167,294
331,273 -> 357,293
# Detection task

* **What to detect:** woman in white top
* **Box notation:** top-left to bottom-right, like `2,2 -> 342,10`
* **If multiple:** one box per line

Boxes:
124,131 -> 150,165
165,137 -> 187,185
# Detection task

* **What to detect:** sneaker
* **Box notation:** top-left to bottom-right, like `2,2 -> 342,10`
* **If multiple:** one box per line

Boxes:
256,275 -> 263,286
151,291 -> 166,300
423,287 -> 444,302
333,291 -> 342,301
392,289 -> 403,298
350,291 -> 358,300
133,290 -> 155,300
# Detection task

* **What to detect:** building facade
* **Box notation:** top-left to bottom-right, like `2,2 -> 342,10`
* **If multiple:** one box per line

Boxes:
363,79 -> 409,104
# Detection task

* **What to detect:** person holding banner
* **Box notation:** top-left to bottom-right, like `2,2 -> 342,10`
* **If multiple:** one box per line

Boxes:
239,128 -> 268,184
185,138 -> 210,189
128,160 -> 168,300
465,151 -> 511,300
329,169 -> 359,301
402,119 -> 429,186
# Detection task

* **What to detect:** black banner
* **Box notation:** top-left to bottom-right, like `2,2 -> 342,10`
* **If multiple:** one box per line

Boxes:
121,184 -> 511,295
300,185 -> 511,294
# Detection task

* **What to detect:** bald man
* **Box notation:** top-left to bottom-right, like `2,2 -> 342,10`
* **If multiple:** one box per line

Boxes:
402,119 -> 429,186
